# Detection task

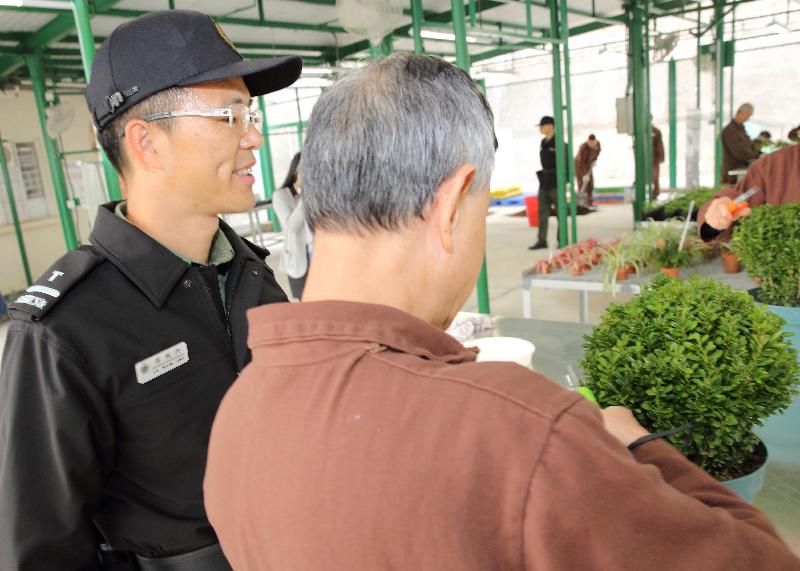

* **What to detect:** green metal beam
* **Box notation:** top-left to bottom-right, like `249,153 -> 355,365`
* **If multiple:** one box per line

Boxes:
714,0 -> 724,187
72,0 -> 122,201
451,0 -> 490,315
0,129 -> 32,286
669,58 -> 677,188
26,53 -> 79,250
411,0 -> 425,53
627,0 -> 648,223
548,0 -> 569,248
0,0 -> 122,81
257,96 -> 280,231
559,0 -> 578,243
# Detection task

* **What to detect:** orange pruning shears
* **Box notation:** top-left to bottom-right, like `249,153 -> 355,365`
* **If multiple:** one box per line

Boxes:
727,187 -> 760,216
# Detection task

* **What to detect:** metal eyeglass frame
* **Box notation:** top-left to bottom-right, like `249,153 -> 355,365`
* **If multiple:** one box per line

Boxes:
139,104 -> 263,133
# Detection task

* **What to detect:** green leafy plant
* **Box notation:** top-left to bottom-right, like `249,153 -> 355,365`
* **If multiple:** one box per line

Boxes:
581,275 -> 799,480
642,187 -> 719,221
630,223 -> 707,270
732,203 -> 800,307
601,239 -> 641,295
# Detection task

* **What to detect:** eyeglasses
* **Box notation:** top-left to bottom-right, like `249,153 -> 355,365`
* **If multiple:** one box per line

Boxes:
140,103 -> 263,134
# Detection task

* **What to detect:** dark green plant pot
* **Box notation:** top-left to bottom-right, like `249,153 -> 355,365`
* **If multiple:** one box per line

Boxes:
755,302 -> 800,465
720,440 -> 768,503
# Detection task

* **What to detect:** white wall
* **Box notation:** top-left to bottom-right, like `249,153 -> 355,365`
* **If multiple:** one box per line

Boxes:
1,90 -> 96,295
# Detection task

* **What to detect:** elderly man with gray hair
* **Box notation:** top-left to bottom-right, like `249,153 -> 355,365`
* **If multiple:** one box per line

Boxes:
203,54 -> 800,570
721,102 -> 760,183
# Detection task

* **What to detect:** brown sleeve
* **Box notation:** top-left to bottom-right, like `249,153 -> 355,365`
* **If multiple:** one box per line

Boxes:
722,125 -> 760,162
522,401 -> 800,570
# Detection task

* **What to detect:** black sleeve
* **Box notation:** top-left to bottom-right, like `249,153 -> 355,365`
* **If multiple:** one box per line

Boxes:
0,323 -> 114,571
700,222 -> 724,242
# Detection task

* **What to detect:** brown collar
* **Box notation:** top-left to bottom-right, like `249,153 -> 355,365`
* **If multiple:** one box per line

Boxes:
247,300 -> 477,364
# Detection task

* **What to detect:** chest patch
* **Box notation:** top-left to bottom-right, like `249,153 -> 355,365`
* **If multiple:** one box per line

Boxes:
135,342 -> 189,385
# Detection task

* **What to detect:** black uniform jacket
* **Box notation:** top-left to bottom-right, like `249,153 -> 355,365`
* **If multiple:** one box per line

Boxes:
0,202 -> 288,570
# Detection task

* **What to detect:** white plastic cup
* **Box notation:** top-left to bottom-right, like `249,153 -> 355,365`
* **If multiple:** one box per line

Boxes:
463,336 -> 536,369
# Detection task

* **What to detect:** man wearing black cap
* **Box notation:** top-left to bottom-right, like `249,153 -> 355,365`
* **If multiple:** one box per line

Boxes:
530,115 -> 559,250
0,10 -> 301,570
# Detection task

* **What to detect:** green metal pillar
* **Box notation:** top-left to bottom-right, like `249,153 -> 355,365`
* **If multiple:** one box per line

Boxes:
411,0 -> 425,53
548,0 -> 569,247
380,34 -> 394,57
558,0 -> 577,244
729,8 -> 735,122
452,0 -> 490,315
714,0 -> 724,187
26,54 -> 79,251
627,0 -> 648,223
0,130 -> 32,286
71,0 -> 122,201
526,0 -> 534,36
668,58 -> 677,189
696,9 -> 701,109
258,96 -> 280,231
643,11 -> 653,203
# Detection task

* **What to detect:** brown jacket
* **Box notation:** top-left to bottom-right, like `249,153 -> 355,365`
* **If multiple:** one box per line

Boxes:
574,141 -> 601,193
698,144 -> 800,241
652,126 -> 665,164
721,119 -> 760,183
205,301 -> 800,571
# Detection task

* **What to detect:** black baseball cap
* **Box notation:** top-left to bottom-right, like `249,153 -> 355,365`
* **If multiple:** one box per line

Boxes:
85,10 -> 303,130
537,116 -> 555,126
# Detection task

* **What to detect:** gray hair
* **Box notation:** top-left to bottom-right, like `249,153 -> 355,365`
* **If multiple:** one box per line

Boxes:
300,52 -> 497,233
736,103 -> 754,115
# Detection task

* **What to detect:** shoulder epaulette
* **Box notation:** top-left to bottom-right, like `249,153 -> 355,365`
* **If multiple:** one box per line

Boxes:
9,246 -> 104,321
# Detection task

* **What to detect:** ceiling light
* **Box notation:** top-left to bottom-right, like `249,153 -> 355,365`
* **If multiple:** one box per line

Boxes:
419,30 -> 478,44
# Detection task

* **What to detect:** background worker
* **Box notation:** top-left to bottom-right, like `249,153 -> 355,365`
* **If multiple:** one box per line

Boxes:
721,103 -> 761,184
574,134 -> 601,208
698,143 -> 800,242
273,152 -> 313,300
530,115 -> 558,250
652,125 -> 665,198
0,10 -> 301,570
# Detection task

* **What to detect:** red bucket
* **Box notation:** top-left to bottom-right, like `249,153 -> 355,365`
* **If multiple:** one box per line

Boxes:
524,195 -> 539,227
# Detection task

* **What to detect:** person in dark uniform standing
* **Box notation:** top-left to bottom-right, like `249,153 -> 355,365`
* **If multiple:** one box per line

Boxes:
530,116 -> 559,250
0,10 -> 301,571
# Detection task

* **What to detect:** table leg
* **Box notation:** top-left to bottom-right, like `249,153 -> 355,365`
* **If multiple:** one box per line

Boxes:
579,290 -> 589,323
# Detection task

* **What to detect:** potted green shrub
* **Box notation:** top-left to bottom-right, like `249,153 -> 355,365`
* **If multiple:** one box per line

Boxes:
732,203 -> 800,463
601,240 -> 640,294
580,276 -> 799,501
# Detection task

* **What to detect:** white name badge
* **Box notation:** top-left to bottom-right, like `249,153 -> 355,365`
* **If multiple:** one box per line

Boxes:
135,342 -> 189,385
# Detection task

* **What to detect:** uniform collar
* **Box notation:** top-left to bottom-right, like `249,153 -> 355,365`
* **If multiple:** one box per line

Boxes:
90,202 -> 267,308
247,300 -> 477,364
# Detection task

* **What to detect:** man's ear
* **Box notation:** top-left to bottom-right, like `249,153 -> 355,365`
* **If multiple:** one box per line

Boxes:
124,119 -> 165,172
434,164 -> 476,254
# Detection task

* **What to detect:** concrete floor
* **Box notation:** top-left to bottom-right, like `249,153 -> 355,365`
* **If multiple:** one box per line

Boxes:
0,202 -> 797,554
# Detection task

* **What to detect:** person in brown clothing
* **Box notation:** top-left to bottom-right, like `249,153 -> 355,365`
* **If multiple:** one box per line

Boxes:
652,125 -> 666,198
204,53 -> 800,571
698,143 -> 800,241
721,103 -> 760,183
574,134 -> 601,206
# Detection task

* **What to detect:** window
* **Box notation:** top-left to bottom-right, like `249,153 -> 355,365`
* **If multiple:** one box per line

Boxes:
15,142 -> 45,199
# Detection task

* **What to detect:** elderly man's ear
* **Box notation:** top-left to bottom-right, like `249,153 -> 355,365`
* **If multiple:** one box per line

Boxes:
434,164 -> 476,254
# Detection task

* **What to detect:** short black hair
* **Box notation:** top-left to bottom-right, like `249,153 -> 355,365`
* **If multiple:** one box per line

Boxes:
588,134 -> 596,140
97,87 -> 186,175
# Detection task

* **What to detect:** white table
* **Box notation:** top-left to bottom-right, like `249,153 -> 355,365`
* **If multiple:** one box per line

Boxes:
521,258 -> 757,322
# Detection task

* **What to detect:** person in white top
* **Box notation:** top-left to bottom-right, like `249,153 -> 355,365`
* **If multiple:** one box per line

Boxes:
273,153 -> 313,299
